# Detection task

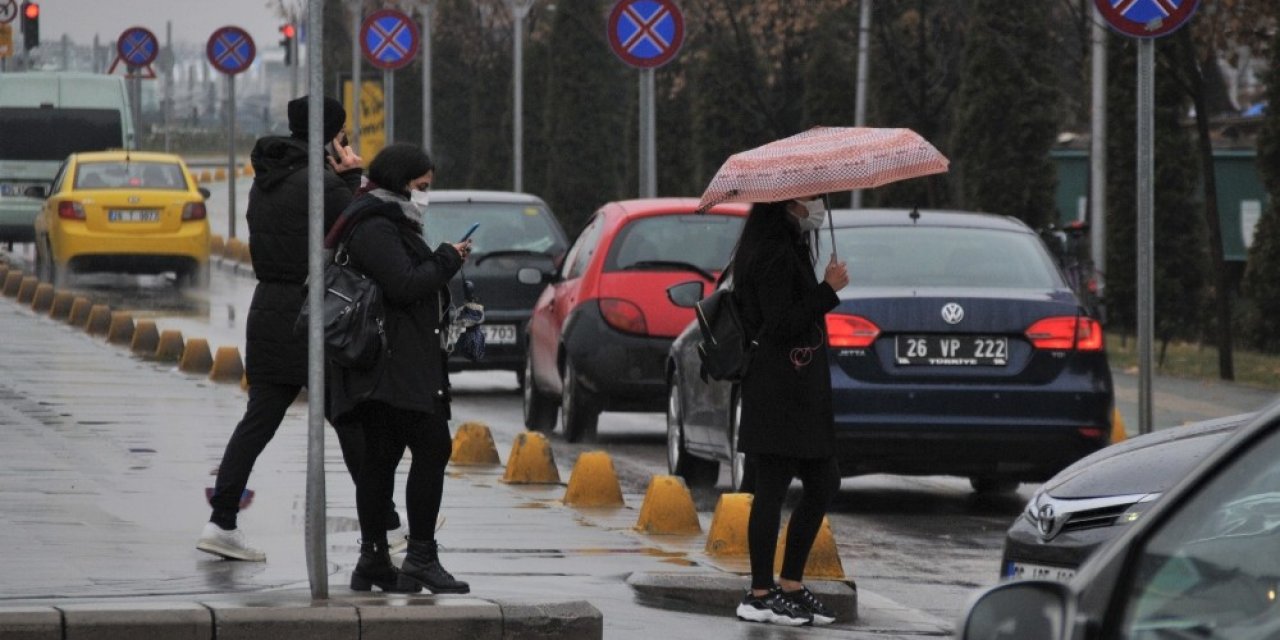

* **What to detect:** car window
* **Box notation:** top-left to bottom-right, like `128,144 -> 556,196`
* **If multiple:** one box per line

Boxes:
51,161 -> 70,194
815,226 -> 1064,289
74,161 -> 187,190
564,215 -> 604,280
422,201 -> 565,256
1119,423 -> 1280,639
604,214 -> 744,273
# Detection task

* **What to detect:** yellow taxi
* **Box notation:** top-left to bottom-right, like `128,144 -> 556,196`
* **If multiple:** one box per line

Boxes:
33,151 -> 211,287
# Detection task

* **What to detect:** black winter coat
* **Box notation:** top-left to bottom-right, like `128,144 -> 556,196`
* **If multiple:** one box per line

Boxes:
244,136 -> 361,386
735,237 -> 840,459
326,192 -> 464,424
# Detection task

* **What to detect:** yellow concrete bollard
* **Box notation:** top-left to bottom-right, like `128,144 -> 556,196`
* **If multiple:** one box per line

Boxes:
214,168 -> 227,181
634,475 -> 702,535
106,312 -> 135,345
0,263 -> 8,283
85,304 -> 112,336
240,372 -> 249,391
49,291 -> 75,320
704,493 -> 753,556
500,432 -> 561,484
199,170 -> 212,183
179,338 -> 214,374
235,242 -> 252,264
774,516 -> 845,579
449,422 -> 501,466
209,234 -> 225,257
16,276 -> 38,304
562,451 -> 625,507
224,237 -> 245,261
243,163 -> 254,176
1111,408 -> 1127,444
67,296 -> 93,326
154,329 -> 186,362
30,283 -> 54,313
131,320 -> 160,355
3,271 -> 24,296
209,346 -> 245,383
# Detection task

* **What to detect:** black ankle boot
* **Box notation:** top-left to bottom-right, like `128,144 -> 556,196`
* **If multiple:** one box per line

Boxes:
350,541 -> 419,593
398,538 -> 469,594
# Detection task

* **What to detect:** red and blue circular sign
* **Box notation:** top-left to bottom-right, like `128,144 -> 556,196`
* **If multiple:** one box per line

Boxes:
361,9 -> 420,71
206,26 -> 256,76
117,27 -> 159,67
1094,0 -> 1200,39
608,0 -> 684,70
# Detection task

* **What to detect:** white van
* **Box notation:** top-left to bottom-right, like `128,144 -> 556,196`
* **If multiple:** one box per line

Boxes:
0,72 -> 135,243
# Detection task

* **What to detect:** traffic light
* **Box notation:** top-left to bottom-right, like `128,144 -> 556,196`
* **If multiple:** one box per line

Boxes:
20,1 -> 39,51
279,23 -> 295,66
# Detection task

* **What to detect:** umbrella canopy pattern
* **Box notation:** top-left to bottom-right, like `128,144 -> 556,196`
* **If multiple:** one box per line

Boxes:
697,127 -> 949,211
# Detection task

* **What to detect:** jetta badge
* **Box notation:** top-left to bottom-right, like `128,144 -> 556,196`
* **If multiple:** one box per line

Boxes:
941,303 -> 964,325
1037,503 -> 1057,538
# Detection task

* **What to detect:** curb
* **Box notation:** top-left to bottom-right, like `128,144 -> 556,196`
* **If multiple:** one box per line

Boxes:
626,571 -> 858,624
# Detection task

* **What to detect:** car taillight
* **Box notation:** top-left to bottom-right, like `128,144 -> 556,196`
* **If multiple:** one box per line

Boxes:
1078,427 -> 1105,439
57,201 -> 86,220
182,202 -> 207,220
826,313 -> 880,348
1025,316 -> 1104,351
600,298 -> 648,335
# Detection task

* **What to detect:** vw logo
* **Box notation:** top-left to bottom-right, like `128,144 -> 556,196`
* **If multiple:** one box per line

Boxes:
128,195 -> 141,204
941,303 -> 965,325
1037,503 -> 1057,538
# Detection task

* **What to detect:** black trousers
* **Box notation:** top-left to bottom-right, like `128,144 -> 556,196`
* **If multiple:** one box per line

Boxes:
355,401 -> 452,543
747,454 -> 841,590
209,382 -> 369,530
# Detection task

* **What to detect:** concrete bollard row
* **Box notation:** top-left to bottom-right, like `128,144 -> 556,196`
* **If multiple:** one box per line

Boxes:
501,432 -> 561,484
16,276 -> 38,304
67,296 -> 92,326
131,320 -> 160,355
634,475 -> 702,535
30,283 -> 54,313
209,234 -> 225,258
180,338 -> 213,374
106,312 -> 135,345
209,346 -> 244,383
562,451 -> 624,507
2,270 -> 23,296
450,422 -> 502,466
49,291 -> 75,320
85,304 -> 112,336
154,330 -> 185,362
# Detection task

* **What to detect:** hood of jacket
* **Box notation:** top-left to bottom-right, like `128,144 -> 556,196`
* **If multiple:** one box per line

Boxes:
250,136 -> 308,192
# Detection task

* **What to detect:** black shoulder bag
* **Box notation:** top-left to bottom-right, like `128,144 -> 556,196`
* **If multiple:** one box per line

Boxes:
296,220 -> 386,370
694,285 -> 761,383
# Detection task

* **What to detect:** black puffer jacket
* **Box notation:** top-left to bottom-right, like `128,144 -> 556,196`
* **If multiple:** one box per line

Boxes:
244,136 -> 362,386
327,191 -> 464,424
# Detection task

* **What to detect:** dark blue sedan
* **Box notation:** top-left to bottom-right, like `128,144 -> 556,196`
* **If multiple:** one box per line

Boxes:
664,209 -> 1114,492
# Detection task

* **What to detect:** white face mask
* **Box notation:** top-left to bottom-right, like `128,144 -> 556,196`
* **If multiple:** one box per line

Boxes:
410,189 -> 430,210
797,199 -> 826,232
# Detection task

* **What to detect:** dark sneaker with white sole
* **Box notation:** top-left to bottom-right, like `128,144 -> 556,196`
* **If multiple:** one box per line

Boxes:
782,586 -> 836,626
735,587 -> 813,626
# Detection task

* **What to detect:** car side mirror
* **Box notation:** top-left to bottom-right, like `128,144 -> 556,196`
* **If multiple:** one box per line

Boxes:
666,281 -> 704,308
517,267 -> 553,285
198,187 -> 211,200
23,185 -> 47,199
961,580 -> 1071,640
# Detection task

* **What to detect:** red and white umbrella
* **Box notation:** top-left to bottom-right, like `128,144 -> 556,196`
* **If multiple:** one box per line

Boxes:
697,126 -> 949,211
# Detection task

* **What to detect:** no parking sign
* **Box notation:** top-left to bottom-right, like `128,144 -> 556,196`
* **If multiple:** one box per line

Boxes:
1094,0 -> 1200,39
607,0 -> 684,69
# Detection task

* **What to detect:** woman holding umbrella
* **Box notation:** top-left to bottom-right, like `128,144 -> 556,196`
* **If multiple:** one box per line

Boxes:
732,198 -> 848,627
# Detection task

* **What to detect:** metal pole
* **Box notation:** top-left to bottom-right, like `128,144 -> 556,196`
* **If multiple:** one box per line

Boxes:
639,69 -> 655,197
164,22 -> 173,153
227,75 -> 237,239
305,0 -> 329,600
291,14 -> 300,98
1136,40 -> 1154,435
511,0 -> 532,192
1090,10 -> 1107,301
421,1 -> 432,152
851,0 -> 871,208
385,69 -> 394,144
351,1 -> 361,155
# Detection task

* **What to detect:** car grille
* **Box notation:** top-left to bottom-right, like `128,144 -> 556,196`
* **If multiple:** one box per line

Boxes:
1027,493 -> 1148,542
1060,502 -> 1131,533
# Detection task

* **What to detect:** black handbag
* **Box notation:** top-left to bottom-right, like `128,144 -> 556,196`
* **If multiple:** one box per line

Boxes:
694,286 -> 758,382
297,235 -> 386,370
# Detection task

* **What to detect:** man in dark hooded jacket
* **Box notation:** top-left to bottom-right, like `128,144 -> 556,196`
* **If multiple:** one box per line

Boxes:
197,96 -> 367,561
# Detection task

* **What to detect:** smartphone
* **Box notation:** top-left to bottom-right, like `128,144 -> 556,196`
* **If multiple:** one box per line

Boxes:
459,222 -> 480,242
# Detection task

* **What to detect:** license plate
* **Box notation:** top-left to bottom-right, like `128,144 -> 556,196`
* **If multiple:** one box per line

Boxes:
481,324 -> 517,345
109,209 -> 159,222
1006,561 -> 1076,582
895,335 -> 1008,366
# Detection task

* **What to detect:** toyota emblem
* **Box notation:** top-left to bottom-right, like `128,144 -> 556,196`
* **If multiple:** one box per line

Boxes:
941,303 -> 965,324
1037,503 -> 1056,538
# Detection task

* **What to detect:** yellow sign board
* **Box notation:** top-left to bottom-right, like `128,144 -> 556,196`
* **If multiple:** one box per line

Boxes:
343,79 -> 386,161
0,24 -> 13,60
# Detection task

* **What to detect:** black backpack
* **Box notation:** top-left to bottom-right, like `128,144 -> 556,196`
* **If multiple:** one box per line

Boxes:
296,220 -> 387,370
695,285 -> 759,382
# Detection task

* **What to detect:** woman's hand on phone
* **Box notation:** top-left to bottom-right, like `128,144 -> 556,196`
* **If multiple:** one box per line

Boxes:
326,133 -> 363,173
451,240 -> 473,261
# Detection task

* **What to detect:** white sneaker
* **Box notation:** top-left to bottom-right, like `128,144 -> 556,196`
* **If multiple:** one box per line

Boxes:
196,522 -> 267,562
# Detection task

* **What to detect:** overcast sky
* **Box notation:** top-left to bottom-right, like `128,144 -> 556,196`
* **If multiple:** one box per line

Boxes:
43,0 -> 286,49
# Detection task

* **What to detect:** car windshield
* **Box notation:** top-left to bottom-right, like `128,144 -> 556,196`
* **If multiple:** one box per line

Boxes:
423,201 -> 563,255
74,161 -> 188,190
0,108 -> 124,162
815,225 -> 1064,289
604,214 -> 744,273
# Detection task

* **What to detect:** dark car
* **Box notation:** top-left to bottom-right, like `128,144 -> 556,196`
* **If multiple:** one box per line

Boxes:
421,191 -> 569,383
1001,413 -> 1251,582
665,208 -> 1115,491
523,198 -> 748,442
959,399 -> 1280,640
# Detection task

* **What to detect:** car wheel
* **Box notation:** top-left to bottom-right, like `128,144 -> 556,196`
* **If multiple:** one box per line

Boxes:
667,377 -> 719,488
522,350 -> 558,432
34,241 -> 51,283
970,477 -> 1020,494
729,391 -> 753,493
561,358 -> 600,443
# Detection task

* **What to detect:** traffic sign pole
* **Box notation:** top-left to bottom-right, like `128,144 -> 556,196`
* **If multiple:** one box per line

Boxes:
206,26 -> 256,239
305,0 -> 330,602
1137,40 -> 1154,436
421,1 -> 432,153
385,69 -> 394,144
350,2 -> 361,155
227,74 -> 237,240
639,69 -> 655,197
510,0 -> 533,192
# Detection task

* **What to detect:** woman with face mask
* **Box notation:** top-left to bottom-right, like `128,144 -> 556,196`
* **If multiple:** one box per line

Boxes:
325,143 -> 473,594
728,198 -> 848,627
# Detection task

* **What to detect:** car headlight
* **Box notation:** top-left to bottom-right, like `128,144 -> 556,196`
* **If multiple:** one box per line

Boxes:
1119,493 -> 1161,525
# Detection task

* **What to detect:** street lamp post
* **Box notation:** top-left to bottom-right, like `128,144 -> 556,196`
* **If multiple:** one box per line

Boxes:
508,0 -> 534,193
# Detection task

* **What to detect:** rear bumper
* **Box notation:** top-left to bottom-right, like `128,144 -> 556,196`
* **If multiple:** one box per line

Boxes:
54,220 -> 209,272
564,304 -> 671,412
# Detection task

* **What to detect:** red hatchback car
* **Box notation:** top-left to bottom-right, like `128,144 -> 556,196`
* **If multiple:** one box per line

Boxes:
522,198 -> 749,442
